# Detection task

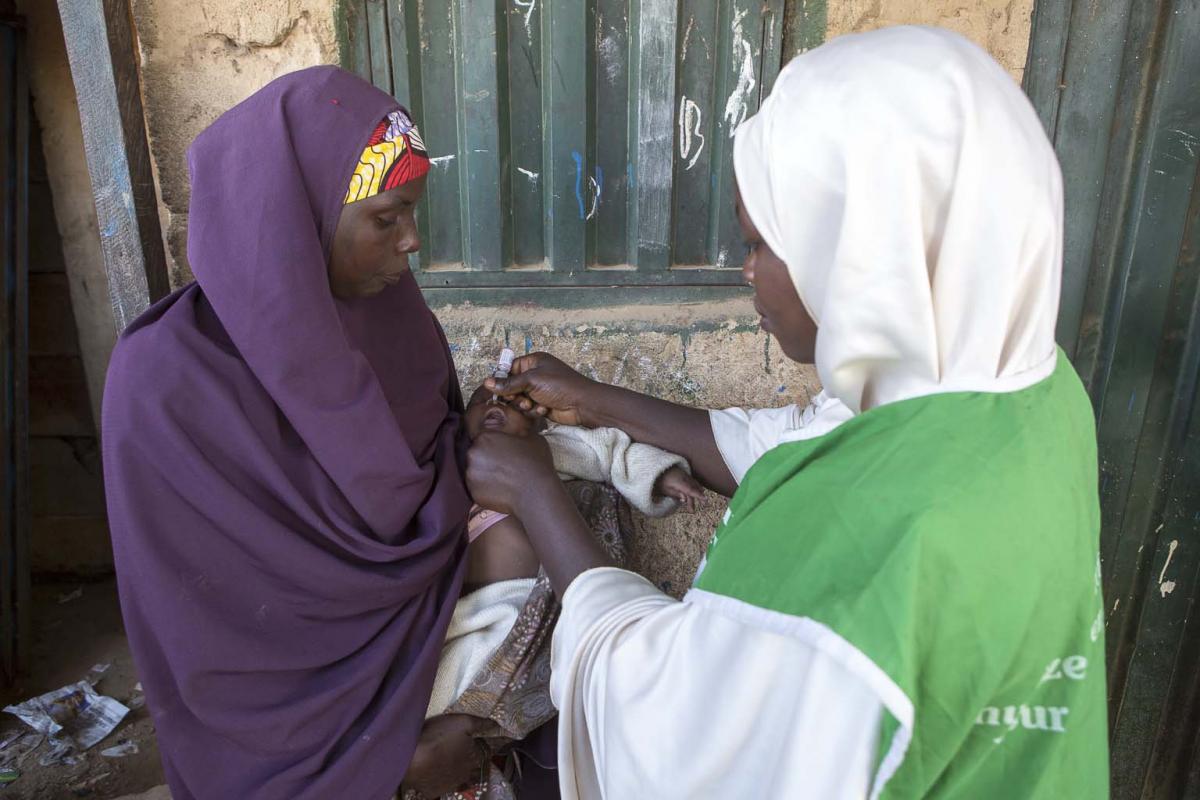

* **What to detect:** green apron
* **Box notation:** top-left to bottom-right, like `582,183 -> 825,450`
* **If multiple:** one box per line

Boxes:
695,352 -> 1109,798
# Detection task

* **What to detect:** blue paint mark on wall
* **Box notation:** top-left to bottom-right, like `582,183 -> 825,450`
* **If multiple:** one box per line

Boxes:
626,162 -> 635,191
572,151 -> 586,219
524,334 -> 533,354
101,219 -> 118,237
594,165 -> 604,212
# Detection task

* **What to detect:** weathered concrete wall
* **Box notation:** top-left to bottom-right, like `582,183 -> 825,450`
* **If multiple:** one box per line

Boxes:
825,0 -> 1034,82
19,4 -> 119,575
130,0 -> 340,283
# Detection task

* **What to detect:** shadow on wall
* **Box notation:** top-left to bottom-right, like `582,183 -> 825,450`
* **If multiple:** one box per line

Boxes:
27,112 -> 110,577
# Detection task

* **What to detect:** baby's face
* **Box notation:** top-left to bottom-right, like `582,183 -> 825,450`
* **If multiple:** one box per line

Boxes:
465,384 -> 539,440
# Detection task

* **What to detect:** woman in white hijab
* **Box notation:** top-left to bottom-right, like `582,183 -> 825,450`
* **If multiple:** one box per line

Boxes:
468,26 -> 1108,798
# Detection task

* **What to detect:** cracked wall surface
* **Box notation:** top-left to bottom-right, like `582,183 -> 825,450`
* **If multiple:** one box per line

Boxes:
131,0 -> 339,283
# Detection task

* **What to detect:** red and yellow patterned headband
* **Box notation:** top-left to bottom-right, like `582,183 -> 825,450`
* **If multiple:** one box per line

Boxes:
344,109 -> 431,204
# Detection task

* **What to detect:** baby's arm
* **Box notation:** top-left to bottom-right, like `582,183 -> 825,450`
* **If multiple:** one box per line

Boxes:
543,425 -> 610,483
545,425 -> 697,516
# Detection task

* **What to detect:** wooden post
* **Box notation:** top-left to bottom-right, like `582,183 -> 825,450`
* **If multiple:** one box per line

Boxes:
56,0 -> 167,332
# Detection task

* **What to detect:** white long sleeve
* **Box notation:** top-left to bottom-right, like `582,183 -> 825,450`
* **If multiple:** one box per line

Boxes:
709,391 -> 855,483
543,425 -> 688,517
550,567 -> 883,799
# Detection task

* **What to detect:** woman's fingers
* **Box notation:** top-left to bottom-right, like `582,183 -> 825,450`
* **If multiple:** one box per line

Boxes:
485,370 -> 533,397
482,353 -> 588,426
509,352 -> 547,375
466,430 -> 558,515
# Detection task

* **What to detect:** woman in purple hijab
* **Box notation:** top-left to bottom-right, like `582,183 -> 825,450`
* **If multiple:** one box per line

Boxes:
101,67 -> 490,798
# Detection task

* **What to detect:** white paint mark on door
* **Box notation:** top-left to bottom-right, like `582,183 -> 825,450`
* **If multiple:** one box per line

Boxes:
723,9 -> 756,137
1158,539 -> 1179,597
429,155 -> 456,167
586,175 -> 601,220
681,16 -> 695,62
598,32 -> 622,83
513,0 -> 536,40
517,167 -> 539,182
1171,129 -> 1198,158
678,95 -> 705,170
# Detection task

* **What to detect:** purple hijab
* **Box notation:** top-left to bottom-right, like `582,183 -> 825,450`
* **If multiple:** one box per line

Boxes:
101,67 -> 471,799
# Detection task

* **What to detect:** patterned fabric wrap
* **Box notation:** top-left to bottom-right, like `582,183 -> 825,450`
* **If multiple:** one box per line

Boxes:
344,109 -> 431,204
403,481 -> 632,800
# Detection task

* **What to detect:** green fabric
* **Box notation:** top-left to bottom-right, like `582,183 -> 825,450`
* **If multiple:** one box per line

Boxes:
696,352 -> 1108,798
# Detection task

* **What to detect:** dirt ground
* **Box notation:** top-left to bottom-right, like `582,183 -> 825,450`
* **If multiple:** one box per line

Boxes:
0,579 -> 167,800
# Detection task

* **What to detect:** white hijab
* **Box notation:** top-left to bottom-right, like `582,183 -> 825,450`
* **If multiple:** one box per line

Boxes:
733,26 -> 1063,414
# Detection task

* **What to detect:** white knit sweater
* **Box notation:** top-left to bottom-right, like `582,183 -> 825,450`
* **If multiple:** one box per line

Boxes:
543,424 -> 689,517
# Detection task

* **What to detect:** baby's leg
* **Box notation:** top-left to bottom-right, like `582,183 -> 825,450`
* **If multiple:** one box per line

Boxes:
464,516 -> 540,592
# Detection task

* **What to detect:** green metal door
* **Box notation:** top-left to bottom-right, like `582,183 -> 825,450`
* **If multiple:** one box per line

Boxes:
1026,0 -> 1200,796
340,0 -> 791,303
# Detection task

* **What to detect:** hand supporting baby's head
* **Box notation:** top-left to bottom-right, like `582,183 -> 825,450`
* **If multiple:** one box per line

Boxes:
464,383 -> 547,441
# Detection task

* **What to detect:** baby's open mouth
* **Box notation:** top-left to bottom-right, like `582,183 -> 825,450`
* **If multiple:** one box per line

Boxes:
482,407 -> 509,429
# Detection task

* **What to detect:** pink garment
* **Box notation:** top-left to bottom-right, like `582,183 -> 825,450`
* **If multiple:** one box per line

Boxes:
467,504 -> 510,542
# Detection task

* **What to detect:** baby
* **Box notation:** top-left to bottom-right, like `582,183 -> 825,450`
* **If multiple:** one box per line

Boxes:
458,382 -> 704,590
413,383 -> 701,798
